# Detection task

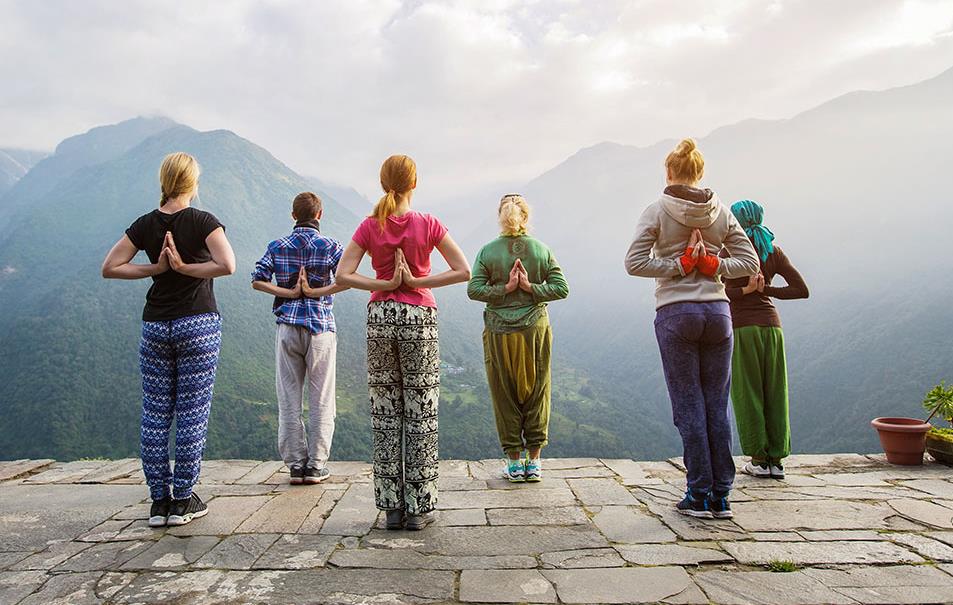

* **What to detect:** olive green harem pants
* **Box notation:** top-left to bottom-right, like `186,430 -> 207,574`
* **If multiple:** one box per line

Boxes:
730,325 -> 791,464
483,315 -> 552,457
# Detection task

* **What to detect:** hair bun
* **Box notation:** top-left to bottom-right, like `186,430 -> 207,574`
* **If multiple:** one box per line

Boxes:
676,138 -> 696,156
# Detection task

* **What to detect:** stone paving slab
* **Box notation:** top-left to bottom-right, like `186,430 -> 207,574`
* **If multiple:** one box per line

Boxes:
235,486 -> 326,533
591,505 -> 676,543
120,535 -> 220,570
110,568 -> 456,604
803,565 -> 953,605
4,456 -> 952,604
460,569 -> 557,603
542,567 -> 707,604
330,548 -> 538,570
486,506 -> 589,526
567,478 -> 640,505
0,459 -> 54,481
319,482 -> 378,536
363,525 -> 608,556
888,497 -> 953,528
0,570 -> 47,604
721,539 -> 923,565
440,486 -> 577,509
166,495 -> 271,536
193,533 -> 279,570
0,485 -> 144,551
252,534 -> 340,569
731,499 -> 894,532
78,458 -> 140,484
616,543 -> 733,565
539,548 -> 626,569
694,570 -> 856,605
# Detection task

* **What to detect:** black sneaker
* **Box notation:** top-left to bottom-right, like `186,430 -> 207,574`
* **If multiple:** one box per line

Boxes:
385,510 -> 405,530
167,493 -> 209,526
289,463 -> 305,485
708,492 -> 734,519
148,497 -> 173,527
676,491 -> 713,519
304,467 -> 330,484
405,512 -> 436,531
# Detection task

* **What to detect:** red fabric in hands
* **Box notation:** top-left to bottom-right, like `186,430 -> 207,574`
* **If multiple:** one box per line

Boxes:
697,254 -> 720,277
679,247 -> 697,274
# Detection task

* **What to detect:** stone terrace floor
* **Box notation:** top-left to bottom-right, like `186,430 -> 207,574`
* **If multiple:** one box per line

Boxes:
1,455 -> 952,605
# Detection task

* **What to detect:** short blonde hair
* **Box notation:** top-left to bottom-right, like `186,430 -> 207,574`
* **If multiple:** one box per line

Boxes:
498,194 -> 530,236
665,138 -> 704,184
159,152 -> 200,206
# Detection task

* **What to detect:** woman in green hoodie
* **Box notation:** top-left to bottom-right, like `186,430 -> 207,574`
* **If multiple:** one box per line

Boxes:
468,194 -> 569,483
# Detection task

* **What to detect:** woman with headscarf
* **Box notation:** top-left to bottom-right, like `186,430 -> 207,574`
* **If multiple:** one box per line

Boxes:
723,200 -> 809,480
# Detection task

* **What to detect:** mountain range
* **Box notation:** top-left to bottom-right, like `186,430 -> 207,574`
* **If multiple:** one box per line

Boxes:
1,66 -> 951,462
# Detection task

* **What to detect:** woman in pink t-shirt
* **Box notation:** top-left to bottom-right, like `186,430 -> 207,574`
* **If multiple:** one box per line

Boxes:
337,154 -> 470,531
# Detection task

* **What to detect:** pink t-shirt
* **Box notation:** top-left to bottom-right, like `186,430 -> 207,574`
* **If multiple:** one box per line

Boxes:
351,211 -> 449,308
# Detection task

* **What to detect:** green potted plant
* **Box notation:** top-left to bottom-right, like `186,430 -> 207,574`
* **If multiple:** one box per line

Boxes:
923,381 -> 953,466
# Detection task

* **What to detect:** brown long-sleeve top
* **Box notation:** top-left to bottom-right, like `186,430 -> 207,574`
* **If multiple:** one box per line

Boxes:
722,245 -> 809,329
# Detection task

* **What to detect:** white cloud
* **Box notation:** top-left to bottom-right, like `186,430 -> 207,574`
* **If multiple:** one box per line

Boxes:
0,0 -> 951,201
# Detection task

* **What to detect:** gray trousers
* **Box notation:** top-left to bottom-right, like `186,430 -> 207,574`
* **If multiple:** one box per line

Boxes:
276,324 -> 337,469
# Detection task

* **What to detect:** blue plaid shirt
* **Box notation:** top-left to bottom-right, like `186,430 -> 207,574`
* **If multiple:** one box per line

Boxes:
252,226 -> 344,334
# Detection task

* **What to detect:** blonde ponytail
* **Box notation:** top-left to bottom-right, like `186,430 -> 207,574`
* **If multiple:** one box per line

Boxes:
664,138 -> 704,185
372,154 -> 417,230
158,152 -> 200,207
498,194 -> 530,236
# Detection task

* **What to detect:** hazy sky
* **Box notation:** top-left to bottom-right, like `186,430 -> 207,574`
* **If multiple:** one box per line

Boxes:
2,0 -> 952,200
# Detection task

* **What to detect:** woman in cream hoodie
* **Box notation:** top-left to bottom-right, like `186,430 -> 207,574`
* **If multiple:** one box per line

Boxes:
625,139 -> 759,520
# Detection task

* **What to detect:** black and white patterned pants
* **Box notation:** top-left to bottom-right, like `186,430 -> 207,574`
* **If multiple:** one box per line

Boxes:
367,301 -> 440,514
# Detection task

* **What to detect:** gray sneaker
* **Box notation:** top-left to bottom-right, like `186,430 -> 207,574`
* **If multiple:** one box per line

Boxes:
304,467 -> 330,484
385,510 -> 405,530
405,512 -> 436,531
289,463 -> 305,485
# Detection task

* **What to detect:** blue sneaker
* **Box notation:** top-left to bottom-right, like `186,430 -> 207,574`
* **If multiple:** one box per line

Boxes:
504,459 -> 525,482
708,492 -> 734,519
524,458 -> 542,482
676,491 -> 713,519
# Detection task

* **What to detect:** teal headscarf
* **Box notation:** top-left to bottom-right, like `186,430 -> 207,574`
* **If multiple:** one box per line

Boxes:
730,200 -> 775,262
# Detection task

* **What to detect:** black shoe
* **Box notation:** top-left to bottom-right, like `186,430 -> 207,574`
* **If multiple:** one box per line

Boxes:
304,467 -> 330,484
385,510 -> 405,530
708,492 -> 734,519
676,491 -> 713,519
167,493 -> 209,526
405,512 -> 436,531
148,497 -> 173,527
289,463 -> 305,485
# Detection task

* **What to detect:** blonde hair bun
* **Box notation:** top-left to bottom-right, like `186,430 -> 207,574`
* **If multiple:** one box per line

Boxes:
159,152 -> 200,206
665,138 -> 704,184
498,194 -> 530,236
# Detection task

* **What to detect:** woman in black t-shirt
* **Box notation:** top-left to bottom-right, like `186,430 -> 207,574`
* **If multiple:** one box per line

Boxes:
102,152 -> 235,528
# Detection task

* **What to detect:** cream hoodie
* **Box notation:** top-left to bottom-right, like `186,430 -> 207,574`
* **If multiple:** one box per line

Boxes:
625,187 -> 759,309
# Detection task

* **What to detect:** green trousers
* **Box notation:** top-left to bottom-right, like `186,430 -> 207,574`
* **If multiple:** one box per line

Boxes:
730,326 -> 791,463
483,315 -> 552,457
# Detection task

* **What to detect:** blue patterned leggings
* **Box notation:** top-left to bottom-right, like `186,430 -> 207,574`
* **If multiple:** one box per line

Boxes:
139,312 -> 221,501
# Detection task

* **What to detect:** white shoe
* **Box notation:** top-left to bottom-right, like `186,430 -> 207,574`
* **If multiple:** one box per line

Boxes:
770,464 -> 785,479
742,461 -> 771,478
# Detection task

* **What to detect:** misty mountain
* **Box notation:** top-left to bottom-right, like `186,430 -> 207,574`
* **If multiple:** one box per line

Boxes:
0,148 -> 47,196
0,117 -> 178,231
500,65 -> 953,455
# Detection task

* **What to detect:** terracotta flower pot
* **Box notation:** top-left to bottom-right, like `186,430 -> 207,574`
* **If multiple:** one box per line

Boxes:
925,430 -> 953,466
871,417 -> 930,465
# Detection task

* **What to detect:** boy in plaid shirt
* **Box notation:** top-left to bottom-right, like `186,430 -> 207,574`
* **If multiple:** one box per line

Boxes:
252,192 -> 348,484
